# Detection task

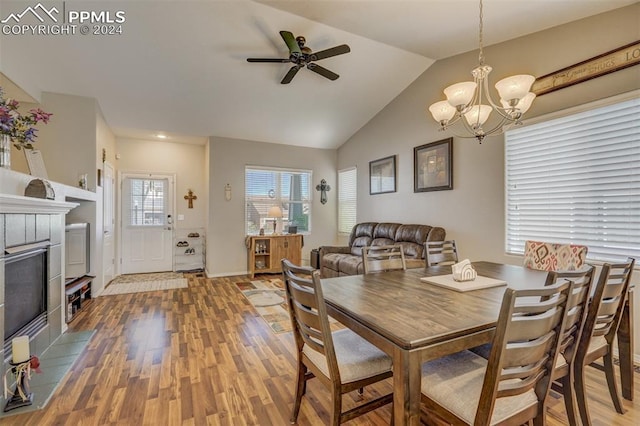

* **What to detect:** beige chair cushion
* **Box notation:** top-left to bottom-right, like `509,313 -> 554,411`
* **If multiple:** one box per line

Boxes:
303,329 -> 392,384
421,350 -> 538,425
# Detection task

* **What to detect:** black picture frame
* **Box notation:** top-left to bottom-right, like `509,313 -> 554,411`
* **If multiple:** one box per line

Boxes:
369,155 -> 396,195
414,138 -> 453,192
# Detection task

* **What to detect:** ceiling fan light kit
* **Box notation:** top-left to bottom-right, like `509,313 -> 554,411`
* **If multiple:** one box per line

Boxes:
428,0 -> 536,143
247,30 -> 350,84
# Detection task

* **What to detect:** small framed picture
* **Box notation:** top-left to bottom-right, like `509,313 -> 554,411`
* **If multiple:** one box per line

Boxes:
414,138 -> 453,192
24,149 -> 49,179
369,155 -> 396,195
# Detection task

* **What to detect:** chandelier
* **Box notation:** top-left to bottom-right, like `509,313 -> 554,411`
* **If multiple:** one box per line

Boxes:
428,0 -> 536,143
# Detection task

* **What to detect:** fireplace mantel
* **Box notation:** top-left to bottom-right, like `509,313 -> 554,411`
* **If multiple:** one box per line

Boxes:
0,194 -> 78,214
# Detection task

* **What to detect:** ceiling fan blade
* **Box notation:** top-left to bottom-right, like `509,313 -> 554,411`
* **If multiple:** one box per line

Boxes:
280,30 -> 301,55
281,65 -> 301,84
309,44 -> 351,61
307,63 -> 339,81
247,58 -> 291,63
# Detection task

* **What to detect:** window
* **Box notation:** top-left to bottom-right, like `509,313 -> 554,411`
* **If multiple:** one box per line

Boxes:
245,166 -> 312,234
338,167 -> 357,234
124,178 -> 168,226
505,95 -> 640,262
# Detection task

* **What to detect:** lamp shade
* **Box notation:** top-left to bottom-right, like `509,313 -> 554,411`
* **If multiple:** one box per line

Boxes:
444,81 -> 477,107
267,206 -> 283,218
501,92 -> 536,115
464,104 -> 492,126
495,74 -> 535,103
429,100 -> 456,122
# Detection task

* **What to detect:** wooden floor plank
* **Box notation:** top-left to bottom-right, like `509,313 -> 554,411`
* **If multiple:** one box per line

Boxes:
3,273 -> 638,425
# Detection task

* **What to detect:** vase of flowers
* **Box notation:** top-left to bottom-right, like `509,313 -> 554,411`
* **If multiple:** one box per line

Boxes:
0,87 -> 52,169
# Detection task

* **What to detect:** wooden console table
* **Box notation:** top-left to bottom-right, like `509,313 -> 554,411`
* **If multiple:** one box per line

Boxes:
246,234 -> 303,278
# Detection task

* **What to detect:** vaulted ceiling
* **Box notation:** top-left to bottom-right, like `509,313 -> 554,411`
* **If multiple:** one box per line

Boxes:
1,0 -> 634,148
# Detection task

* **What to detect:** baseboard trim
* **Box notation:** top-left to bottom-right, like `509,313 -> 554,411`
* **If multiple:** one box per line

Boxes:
207,270 -> 248,278
612,347 -> 640,372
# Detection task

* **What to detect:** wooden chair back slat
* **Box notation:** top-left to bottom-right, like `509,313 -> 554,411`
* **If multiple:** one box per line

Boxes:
425,240 -> 458,267
362,244 -> 406,273
506,309 -> 565,342
501,331 -> 557,372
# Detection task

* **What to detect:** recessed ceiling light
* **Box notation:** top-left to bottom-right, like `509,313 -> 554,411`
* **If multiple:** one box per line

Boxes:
156,134 -> 168,139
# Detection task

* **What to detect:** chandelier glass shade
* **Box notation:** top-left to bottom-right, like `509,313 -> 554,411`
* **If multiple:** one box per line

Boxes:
428,0 -> 536,142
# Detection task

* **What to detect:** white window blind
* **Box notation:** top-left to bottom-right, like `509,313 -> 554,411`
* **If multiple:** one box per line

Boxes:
505,96 -> 640,262
245,166 -> 312,234
338,167 -> 357,234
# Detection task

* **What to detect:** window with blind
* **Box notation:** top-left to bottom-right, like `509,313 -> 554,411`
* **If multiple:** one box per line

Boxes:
505,95 -> 640,262
338,167 -> 357,234
245,166 -> 312,234
124,178 -> 168,226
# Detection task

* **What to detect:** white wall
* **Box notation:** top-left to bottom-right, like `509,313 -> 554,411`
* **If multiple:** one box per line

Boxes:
35,92 -> 98,188
207,136 -> 337,276
338,4 -> 640,359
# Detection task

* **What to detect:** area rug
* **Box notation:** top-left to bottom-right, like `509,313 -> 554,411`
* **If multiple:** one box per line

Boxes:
0,330 -> 95,418
237,279 -> 292,334
102,272 -> 187,296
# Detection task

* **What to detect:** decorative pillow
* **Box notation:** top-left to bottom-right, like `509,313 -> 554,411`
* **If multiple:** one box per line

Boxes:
523,240 -> 588,271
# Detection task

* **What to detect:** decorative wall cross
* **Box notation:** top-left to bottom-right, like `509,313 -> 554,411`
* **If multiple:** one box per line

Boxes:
315,179 -> 331,205
184,189 -> 197,209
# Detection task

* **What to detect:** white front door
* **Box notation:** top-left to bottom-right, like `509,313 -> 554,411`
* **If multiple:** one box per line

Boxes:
120,173 -> 174,274
102,162 -> 116,284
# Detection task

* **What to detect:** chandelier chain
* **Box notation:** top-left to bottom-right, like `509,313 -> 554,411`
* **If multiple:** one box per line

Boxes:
478,0 -> 485,65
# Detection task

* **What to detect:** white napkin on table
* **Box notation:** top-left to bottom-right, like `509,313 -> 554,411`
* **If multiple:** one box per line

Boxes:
451,259 -> 477,282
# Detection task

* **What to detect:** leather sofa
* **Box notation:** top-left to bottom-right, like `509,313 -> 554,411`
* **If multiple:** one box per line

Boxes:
319,222 -> 446,277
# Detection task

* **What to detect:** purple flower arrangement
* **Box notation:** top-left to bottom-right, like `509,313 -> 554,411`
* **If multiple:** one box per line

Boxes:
0,87 -> 52,150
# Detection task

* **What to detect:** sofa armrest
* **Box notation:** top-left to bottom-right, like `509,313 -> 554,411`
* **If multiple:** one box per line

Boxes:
426,227 -> 446,242
318,246 -> 352,277
319,246 -> 351,258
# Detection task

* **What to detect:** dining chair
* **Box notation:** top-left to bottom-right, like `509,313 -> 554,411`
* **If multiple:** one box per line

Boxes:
425,240 -> 458,267
574,258 -> 635,426
546,266 -> 596,426
281,259 -> 394,425
362,244 -> 406,273
468,266 -> 596,425
523,240 -> 588,271
420,280 -> 573,426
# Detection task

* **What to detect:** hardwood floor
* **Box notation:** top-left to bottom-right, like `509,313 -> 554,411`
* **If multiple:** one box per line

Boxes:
5,273 -> 639,425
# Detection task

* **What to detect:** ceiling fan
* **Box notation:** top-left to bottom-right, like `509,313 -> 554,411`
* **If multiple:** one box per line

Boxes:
247,31 -> 351,84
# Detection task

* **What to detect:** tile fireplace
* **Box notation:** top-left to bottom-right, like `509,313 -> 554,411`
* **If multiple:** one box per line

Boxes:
0,194 -> 77,370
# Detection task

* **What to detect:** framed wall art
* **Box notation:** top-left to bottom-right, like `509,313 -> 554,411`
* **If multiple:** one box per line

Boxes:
24,149 -> 49,179
369,155 -> 396,195
414,138 -> 453,192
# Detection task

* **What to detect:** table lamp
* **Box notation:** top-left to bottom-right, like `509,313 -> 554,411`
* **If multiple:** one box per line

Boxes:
267,206 -> 283,234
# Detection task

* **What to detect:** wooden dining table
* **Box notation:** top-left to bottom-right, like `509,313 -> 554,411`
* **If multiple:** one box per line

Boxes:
320,261 -> 634,425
